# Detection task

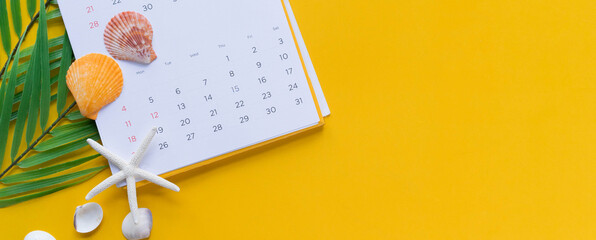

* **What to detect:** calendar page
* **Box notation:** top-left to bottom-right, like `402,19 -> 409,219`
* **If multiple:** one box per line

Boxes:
58,0 -> 327,181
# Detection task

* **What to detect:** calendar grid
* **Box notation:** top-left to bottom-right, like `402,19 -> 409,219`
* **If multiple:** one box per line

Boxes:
59,0 -> 324,182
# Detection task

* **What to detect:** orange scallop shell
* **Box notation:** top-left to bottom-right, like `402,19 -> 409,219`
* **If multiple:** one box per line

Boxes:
66,53 -> 123,120
104,11 -> 157,64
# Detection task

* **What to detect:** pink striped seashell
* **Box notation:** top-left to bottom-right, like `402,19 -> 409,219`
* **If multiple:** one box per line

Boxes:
104,11 -> 157,64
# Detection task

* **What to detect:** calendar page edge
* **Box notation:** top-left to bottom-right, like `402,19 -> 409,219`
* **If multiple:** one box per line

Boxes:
130,118 -> 324,188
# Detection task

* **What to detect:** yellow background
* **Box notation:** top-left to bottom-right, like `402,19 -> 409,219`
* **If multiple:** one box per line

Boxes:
1,0 -> 595,239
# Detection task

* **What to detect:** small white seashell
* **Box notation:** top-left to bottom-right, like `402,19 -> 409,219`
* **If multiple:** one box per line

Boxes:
24,230 -> 56,240
122,208 -> 153,240
74,202 -> 103,233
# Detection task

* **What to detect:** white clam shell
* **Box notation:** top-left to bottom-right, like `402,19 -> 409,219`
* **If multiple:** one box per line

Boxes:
122,208 -> 153,240
24,230 -> 56,240
74,202 -> 103,233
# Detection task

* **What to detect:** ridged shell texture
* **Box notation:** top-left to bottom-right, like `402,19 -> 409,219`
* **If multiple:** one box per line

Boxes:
104,11 -> 157,64
66,53 -> 123,120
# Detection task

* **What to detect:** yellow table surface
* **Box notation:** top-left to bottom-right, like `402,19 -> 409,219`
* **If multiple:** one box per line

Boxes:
1,0 -> 595,239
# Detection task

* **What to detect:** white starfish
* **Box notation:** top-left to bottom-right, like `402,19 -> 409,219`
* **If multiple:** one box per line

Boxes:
85,127 -> 180,223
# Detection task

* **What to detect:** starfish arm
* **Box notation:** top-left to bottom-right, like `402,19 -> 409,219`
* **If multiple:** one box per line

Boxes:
126,176 -> 139,224
130,127 -> 157,167
135,168 -> 180,192
85,171 -> 126,200
87,139 -> 128,170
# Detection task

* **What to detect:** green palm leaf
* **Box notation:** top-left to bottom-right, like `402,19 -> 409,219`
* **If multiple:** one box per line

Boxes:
10,0 -> 22,37
18,133 -> 100,168
56,33 -> 72,113
47,8 -> 60,20
16,58 -> 60,85
17,52 -> 62,83
35,123 -> 97,151
13,75 -> 56,107
66,110 -> 85,121
25,44 -> 41,144
50,119 -> 94,137
19,34 -> 63,57
0,1 -> 104,208
12,42 -> 38,157
39,0 -> 51,130
0,43 -> 21,165
10,55 -> 34,159
27,0 -> 36,19
0,165 -> 106,198
1,154 -> 100,184
0,166 -> 104,207
10,31 -> 57,158
0,0 -> 11,55
0,56 -> 10,160
10,86 -> 57,123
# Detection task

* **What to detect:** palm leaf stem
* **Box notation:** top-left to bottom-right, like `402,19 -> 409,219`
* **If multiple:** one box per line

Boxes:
0,101 -> 76,179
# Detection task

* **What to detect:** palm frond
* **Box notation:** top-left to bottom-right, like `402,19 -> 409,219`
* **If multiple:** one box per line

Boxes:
56,33 -> 71,113
25,39 -> 41,144
16,58 -> 61,85
18,133 -> 100,168
10,44 -> 43,159
10,0 -> 22,37
66,110 -> 84,121
0,0 -> 106,207
13,75 -> 56,107
0,0 -> 11,55
38,0 -> 51,130
1,154 -> 100,184
35,123 -> 97,151
19,35 -> 63,57
0,40 -> 21,165
10,92 -> 57,122
47,8 -> 60,20
51,119 -> 94,136
0,167 -> 104,208
0,55 -> 11,162
0,165 -> 106,198
27,0 -> 36,19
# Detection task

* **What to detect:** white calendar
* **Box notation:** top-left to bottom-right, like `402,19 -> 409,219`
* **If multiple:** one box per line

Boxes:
58,0 -> 329,183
